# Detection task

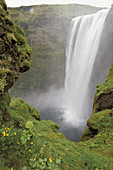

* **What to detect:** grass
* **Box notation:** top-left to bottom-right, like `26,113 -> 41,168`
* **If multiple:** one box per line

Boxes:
1,97 -> 113,169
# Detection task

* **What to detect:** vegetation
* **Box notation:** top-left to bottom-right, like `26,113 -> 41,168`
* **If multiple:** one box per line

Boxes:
1,97 -> 113,169
1,0 -> 113,169
0,0 -> 31,95
93,64 -> 113,113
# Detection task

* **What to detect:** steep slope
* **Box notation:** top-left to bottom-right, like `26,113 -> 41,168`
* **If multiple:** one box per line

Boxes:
8,4 -> 101,97
0,0 -> 31,123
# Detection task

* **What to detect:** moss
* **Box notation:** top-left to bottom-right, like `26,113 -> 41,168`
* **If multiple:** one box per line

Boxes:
0,0 -> 31,97
19,59 -> 31,72
16,34 -> 26,45
0,74 -> 6,92
1,101 -> 113,169
0,0 -> 32,139
0,91 -> 10,111
9,98 -> 40,124
0,0 -> 7,11
5,15 -> 14,26
106,63 -> 113,81
15,25 -> 25,36
7,32 -> 17,44
93,64 -> 113,113
94,79 -> 113,101
0,68 -> 15,93
0,91 -> 11,123
88,110 -> 113,130
81,109 -> 113,141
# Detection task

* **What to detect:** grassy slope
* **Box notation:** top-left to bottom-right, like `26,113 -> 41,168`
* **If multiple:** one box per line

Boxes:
1,96 -> 113,169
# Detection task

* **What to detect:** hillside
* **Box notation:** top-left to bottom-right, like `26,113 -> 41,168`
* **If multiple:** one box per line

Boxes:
8,4 -> 101,97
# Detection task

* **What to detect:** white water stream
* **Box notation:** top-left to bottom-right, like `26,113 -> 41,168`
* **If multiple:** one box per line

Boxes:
64,9 -> 109,127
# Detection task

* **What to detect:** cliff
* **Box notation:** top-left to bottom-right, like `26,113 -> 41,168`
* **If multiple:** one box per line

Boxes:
1,1 -> 113,169
8,4 -> 101,97
0,0 -> 31,123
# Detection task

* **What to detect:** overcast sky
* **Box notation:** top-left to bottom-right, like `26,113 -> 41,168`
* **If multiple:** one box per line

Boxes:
5,0 -> 113,8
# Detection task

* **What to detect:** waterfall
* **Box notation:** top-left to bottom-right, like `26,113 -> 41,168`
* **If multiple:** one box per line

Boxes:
64,9 -> 109,127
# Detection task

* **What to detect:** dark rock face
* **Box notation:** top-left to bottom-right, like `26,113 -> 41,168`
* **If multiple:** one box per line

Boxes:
96,91 -> 113,111
0,0 -> 31,122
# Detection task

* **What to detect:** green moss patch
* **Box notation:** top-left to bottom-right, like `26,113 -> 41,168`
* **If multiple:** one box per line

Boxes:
1,98 -> 113,169
0,0 -> 31,95
9,98 -> 40,123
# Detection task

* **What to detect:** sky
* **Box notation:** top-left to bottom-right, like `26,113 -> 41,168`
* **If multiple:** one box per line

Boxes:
5,0 -> 113,8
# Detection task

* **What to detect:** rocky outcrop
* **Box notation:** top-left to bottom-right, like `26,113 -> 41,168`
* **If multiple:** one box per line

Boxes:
8,4 -> 101,97
81,63 -> 113,141
93,64 -> 113,113
0,0 -> 31,122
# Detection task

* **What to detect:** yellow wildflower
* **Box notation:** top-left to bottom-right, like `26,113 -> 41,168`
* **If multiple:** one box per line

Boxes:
34,158 -> 36,161
29,149 -> 31,152
42,162 -> 44,164
11,168 -> 13,170
2,125 -> 4,127
14,133 -> 16,135
31,142 -> 33,144
6,134 -> 9,136
2,131 -> 5,136
49,158 -> 52,163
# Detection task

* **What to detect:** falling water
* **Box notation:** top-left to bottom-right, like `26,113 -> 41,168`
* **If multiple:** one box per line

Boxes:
64,9 -> 109,127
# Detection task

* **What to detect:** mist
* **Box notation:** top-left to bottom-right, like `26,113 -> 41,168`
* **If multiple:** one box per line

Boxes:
23,7 -> 113,142
9,5 -> 113,142
24,86 -> 86,142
